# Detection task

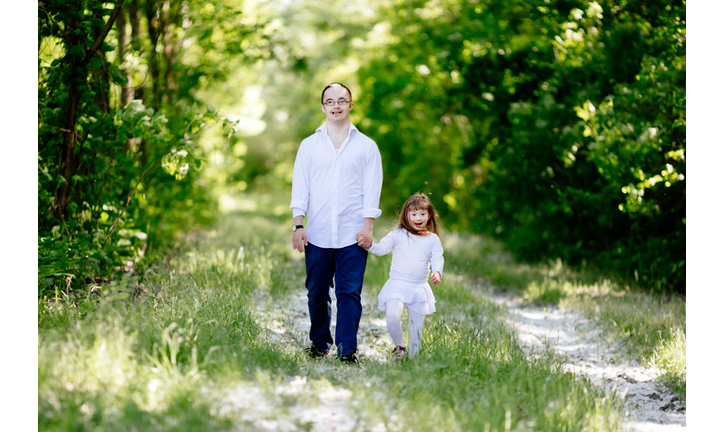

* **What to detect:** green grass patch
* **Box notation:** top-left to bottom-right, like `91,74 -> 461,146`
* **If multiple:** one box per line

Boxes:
345,280 -> 623,431
39,210 -> 303,431
562,290 -> 686,397
40,193 -> 681,430
442,227 -> 686,398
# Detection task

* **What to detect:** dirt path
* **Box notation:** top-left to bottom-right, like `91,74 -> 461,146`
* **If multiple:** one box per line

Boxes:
215,287 -> 392,432
219,277 -> 685,431
491,294 -> 686,431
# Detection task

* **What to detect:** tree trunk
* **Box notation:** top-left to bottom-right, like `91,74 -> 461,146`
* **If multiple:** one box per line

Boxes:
51,3 -> 84,220
162,0 -> 176,105
53,0 -> 126,219
129,0 -> 143,101
54,71 -> 81,220
117,5 -> 134,108
117,5 -> 136,153
145,0 -> 161,111
91,47 -> 111,114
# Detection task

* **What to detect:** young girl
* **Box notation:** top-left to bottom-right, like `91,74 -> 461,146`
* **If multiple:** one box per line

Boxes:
359,193 -> 443,360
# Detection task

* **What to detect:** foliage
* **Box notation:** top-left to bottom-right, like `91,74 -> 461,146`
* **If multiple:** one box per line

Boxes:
357,0 -> 686,293
38,0 -> 686,295
38,0 -> 258,295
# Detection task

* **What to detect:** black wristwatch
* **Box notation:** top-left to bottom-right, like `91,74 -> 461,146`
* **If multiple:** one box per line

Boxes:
292,224 -> 304,232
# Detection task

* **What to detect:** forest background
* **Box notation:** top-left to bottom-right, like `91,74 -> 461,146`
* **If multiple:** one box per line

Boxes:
6,0 -> 718,426
35,0 -> 686,297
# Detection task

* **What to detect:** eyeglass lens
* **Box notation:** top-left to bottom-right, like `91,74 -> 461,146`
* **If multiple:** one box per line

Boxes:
325,99 -> 349,106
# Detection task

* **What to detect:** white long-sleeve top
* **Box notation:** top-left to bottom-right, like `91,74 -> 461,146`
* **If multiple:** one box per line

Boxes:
369,228 -> 444,283
290,123 -> 383,249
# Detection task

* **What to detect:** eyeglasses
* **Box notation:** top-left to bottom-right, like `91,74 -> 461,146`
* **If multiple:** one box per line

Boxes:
323,99 -> 350,106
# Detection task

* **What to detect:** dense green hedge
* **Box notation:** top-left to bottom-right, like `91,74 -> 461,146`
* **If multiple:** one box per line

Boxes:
358,0 -> 685,293
38,0 -> 243,295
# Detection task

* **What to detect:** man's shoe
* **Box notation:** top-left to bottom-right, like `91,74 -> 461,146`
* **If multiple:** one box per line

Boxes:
304,343 -> 329,359
391,346 -> 407,361
339,353 -> 359,364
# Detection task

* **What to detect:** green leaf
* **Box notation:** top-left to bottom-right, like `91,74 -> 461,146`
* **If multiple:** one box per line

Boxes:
80,298 -> 95,311
106,292 -> 130,301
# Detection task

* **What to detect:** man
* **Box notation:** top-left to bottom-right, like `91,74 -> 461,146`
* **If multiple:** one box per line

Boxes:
290,82 -> 383,364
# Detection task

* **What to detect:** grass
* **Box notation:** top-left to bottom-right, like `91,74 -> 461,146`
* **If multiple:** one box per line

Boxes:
442,228 -> 686,398
39,212 -> 304,431
38,192 -> 684,430
562,290 -> 686,397
347,272 -> 624,431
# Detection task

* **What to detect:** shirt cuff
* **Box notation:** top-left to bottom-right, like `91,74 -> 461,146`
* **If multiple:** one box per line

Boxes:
362,208 -> 382,219
292,207 -> 306,219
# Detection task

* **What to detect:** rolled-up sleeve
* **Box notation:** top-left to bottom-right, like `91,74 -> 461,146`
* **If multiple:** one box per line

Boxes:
362,142 -> 383,219
290,141 -> 309,216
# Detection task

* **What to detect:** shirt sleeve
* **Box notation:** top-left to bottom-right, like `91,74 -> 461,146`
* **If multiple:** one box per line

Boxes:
362,141 -> 383,219
368,230 -> 397,257
430,235 -> 444,275
290,140 -> 309,215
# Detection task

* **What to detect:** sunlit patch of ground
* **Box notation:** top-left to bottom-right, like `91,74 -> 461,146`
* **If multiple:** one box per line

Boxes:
243,265 -> 685,431
492,293 -> 686,431
221,283 -> 397,431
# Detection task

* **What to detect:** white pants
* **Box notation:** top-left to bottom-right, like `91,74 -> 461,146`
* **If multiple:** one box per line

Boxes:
385,299 -> 426,358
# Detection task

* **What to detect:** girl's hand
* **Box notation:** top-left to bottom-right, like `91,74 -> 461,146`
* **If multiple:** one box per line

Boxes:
431,271 -> 442,285
356,233 -> 372,250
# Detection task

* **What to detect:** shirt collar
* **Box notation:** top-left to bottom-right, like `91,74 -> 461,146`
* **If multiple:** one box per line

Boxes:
316,122 -> 359,137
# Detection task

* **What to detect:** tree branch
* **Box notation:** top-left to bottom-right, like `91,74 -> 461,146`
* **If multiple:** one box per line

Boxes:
40,122 -> 73,134
103,118 -> 227,247
86,0 -> 126,62
38,2 -> 64,39
103,157 -> 159,247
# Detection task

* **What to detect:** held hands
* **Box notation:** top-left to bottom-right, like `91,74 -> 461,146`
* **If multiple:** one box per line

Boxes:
357,218 -> 375,251
431,271 -> 442,286
356,231 -> 373,250
292,229 -> 308,253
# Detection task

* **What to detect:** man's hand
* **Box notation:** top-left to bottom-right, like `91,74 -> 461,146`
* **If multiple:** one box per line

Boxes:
292,229 -> 308,253
356,228 -> 373,250
356,217 -> 375,250
431,271 -> 442,286
356,233 -> 371,250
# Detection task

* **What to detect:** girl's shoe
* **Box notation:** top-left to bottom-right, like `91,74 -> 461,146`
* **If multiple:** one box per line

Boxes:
391,346 -> 407,361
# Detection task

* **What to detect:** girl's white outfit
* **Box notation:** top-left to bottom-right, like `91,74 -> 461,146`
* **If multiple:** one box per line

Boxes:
368,228 -> 444,357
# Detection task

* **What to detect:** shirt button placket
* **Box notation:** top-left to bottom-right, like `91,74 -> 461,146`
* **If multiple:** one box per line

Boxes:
331,159 -> 338,247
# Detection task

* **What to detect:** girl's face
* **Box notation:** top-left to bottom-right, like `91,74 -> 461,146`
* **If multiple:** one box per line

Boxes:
407,208 -> 430,232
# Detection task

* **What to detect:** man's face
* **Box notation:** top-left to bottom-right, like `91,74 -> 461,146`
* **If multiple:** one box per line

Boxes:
320,86 -> 353,123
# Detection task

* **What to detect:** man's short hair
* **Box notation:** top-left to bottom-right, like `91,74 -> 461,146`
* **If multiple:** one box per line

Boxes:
321,83 -> 353,104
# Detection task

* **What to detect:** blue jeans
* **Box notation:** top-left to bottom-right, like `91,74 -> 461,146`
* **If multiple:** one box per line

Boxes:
305,242 -> 368,356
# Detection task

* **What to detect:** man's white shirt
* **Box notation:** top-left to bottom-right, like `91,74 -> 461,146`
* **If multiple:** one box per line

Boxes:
290,123 -> 383,249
